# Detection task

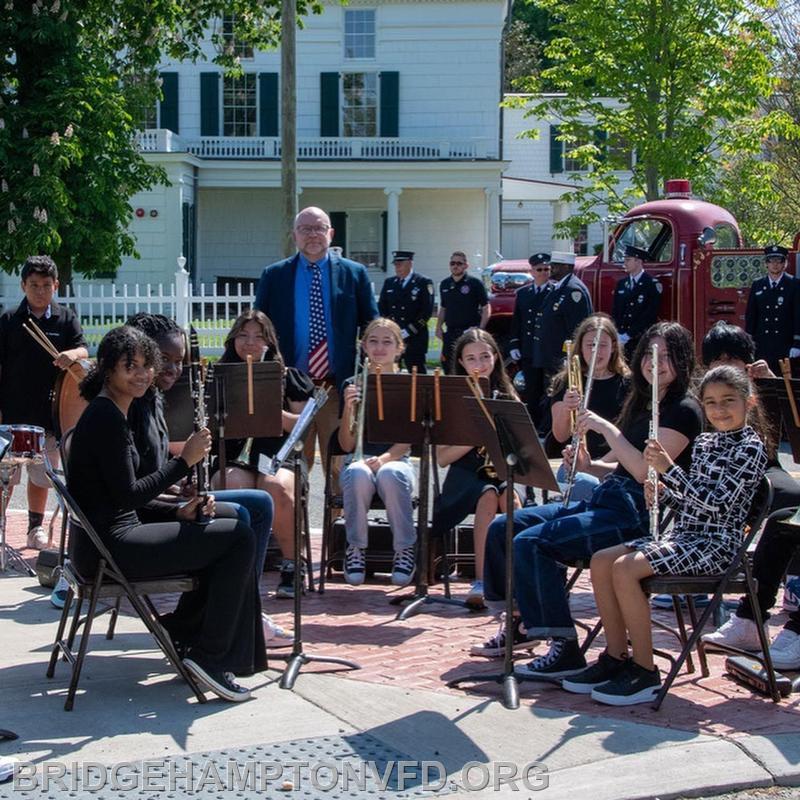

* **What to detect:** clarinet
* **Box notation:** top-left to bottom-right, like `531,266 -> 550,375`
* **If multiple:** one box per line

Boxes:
188,330 -> 211,523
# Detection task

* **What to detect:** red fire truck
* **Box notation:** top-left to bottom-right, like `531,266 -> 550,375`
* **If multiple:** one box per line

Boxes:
485,179 -> 799,354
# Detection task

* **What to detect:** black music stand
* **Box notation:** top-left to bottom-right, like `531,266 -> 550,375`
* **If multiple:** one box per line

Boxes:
206,362 -> 283,487
447,396 -> 558,710
363,373 -> 490,620
279,396 -> 361,690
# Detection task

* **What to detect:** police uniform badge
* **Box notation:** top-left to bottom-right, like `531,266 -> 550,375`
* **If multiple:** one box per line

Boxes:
571,291 -> 582,303
655,282 -> 663,294
637,294 -> 644,303
461,285 -> 470,294
755,289 -> 763,296
427,284 -> 434,295
778,296 -> 784,305
411,287 -> 419,298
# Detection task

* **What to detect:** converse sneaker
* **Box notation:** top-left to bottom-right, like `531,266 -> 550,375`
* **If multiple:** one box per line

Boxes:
591,661 -> 661,706
344,545 -> 366,586
469,613 -> 532,658
767,628 -> 800,671
465,580 -> 485,609
183,657 -> 252,702
275,559 -> 305,599
262,614 -> 293,649
783,576 -> 800,613
391,546 -> 416,586
701,614 -> 763,652
50,574 -> 70,610
515,638 -> 587,679
562,651 -> 629,694
26,526 -> 48,550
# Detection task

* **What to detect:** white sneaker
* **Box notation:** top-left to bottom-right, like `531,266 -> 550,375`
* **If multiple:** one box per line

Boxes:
465,580 -> 485,609
783,576 -> 800,612
701,615 -> 762,652
26,526 -> 48,550
50,574 -> 69,609
767,628 -> 800,671
262,614 -> 293,649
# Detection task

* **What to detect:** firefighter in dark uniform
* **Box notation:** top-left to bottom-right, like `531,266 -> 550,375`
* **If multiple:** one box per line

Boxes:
378,250 -> 434,373
509,253 -> 553,427
612,244 -> 662,361
745,244 -> 800,374
436,250 -> 490,373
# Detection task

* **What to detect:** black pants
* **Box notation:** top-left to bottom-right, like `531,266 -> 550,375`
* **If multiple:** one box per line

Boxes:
520,363 -> 551,432
401,343 -> 427,374
71,517 -> 265,675
441,333 -> 460,374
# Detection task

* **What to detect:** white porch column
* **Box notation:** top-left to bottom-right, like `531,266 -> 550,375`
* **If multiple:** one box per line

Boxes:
384,187 -> 402,257
551,199 -> 573,252
485,187 -> 500,263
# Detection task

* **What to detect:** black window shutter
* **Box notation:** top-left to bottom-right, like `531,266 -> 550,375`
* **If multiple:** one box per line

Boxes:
549,124 -> 564,173
320,73 -> 340,137
259,73 -> 279,136
330,211 -> 347,254
379,71 -> 399,137
160,72 -> 179,133
594,128 -> 608,162
200,72 -> 220,137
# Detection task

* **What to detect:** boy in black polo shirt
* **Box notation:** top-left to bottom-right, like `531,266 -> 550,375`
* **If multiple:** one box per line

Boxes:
0,255 -> 88,549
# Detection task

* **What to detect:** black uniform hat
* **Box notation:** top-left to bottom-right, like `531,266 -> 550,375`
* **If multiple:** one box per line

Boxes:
392,250 -> 415,262
764,244 -> 789,260
528,252 -> 551,266
624,245 -> 649,261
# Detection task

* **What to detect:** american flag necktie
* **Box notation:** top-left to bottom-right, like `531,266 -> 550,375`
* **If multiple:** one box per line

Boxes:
307,262 -> 330,379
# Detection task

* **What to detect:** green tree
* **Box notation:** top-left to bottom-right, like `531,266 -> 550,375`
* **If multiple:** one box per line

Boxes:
0,0 -> 318,283
504,3 -> 553,91
516,0 -> 798,238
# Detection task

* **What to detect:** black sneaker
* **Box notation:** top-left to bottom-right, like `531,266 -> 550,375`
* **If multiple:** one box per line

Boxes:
515,638 -> 587,679
469,613 -> 532,658
562,651 -> 629,694
391,546 -> 416,586
344,545 -> 365,586
591,661 -> 661,706
276,559 -> 304,599
183,657 -> 252,702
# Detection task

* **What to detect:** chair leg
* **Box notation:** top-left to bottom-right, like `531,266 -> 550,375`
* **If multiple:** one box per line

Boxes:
580,620 -> 603,654
106,597 -> 122,640
685,596 -> 708,678
746,566 -> 781,703
65,594 -> 85,654
47,585 -> 75,679
671,597 -> 695,674
65,575 -> 104,711
319,505 -> 331,595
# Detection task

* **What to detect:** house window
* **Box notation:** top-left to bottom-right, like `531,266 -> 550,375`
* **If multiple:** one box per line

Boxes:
564,132 -> 590,172
347,210 -> 382,269
345,10 -> 376,59
222,15 -> 254,59
342,73 -> 377,137
223,74 -> 257,136
608,134 -> 634,170
573,225 -> 589,256
141,103 -> 158,130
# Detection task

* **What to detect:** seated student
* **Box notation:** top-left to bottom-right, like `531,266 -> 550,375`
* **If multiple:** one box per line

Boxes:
0,255 -> 88,549
548,313 -> 630,501
432,329 -> 522,609
67,326 -> 265,702
562,365 -> 768,705
339,318 -> 416,586
124,313 -> 289,648
473,323 -> 703,671
211,309 -> 314,600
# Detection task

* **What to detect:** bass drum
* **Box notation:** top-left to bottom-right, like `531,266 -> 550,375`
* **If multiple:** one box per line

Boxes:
51,361 -> 90,440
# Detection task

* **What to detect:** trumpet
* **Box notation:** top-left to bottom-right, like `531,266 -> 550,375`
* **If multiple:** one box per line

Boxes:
562,331 -> 601,506
353,357 -> 370,462
648,342 -> 660,539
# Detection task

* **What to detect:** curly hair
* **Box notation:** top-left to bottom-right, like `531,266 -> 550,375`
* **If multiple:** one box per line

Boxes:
80,326 -> 160,401
125,312 -> 182,345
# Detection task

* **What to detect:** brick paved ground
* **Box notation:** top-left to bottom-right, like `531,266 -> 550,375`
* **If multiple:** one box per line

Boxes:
10,513 -> 798,738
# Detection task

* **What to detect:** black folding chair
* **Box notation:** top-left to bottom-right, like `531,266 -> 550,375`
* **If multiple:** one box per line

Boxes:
642,476 -> 779,709
44,467 -> 206,710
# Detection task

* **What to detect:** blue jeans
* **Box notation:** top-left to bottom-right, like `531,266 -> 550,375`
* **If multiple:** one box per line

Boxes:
214,489 -> 274,573
556,463 -> 600,503
484,475 -> 647,640
341,458 -> 416,551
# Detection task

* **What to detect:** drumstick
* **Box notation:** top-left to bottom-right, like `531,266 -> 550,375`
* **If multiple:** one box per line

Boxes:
410,366 -> 417,422
780,358 -> 800,427
434,367 -> 441,421
246,353 -> 254,415
23,322 -> 80,384
376,363 -> 384,420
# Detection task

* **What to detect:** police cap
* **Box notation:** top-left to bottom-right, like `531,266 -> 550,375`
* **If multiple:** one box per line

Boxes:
528,252 -> 551,266
764,244 -> 789,260
625,245 -> 649,261
392,250 -> 415,262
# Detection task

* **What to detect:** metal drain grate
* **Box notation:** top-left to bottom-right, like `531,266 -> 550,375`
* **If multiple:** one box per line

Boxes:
1,733 -> 459,799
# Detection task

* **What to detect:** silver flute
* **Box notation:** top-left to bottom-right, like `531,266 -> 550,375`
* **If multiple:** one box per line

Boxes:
648,342 -> 660,539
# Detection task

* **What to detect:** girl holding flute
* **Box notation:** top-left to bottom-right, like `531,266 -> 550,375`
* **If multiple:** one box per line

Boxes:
338,318 -> 417,587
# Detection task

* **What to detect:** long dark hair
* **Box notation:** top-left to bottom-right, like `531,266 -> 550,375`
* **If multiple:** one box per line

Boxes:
80,326 -> 160,401
221,309 -> 284,368
618,322 -> 697,430
451,329 -> 517,399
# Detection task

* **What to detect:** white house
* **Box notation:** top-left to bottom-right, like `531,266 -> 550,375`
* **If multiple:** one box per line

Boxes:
98,0 -> 510,293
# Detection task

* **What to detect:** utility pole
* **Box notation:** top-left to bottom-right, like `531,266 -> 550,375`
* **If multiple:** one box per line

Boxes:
281,0 -> 297,256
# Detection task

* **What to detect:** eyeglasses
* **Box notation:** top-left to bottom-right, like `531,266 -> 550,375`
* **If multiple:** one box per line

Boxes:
449,260 -> 466,266
534,267 -> 551,272
295,224 -> 331,236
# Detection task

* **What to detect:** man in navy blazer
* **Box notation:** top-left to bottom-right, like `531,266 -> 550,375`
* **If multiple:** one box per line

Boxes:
254,206 -> 378,472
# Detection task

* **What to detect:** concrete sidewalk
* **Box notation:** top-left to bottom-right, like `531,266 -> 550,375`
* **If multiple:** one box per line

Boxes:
0,574 -> 799,800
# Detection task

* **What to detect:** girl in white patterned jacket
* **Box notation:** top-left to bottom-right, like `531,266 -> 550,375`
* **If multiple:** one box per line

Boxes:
563,365 -> 769,706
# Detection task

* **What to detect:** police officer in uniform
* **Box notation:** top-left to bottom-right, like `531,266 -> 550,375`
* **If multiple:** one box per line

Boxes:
378,250 -> 434,373
509,253 -> 553,427
436,250 -> 490,373
612,244 -> 662,361
745,244 -> 800,374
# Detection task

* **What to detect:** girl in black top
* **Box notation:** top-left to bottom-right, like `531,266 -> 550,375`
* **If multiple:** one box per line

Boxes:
67,326 -> 264,702
212,310 -> 314,599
